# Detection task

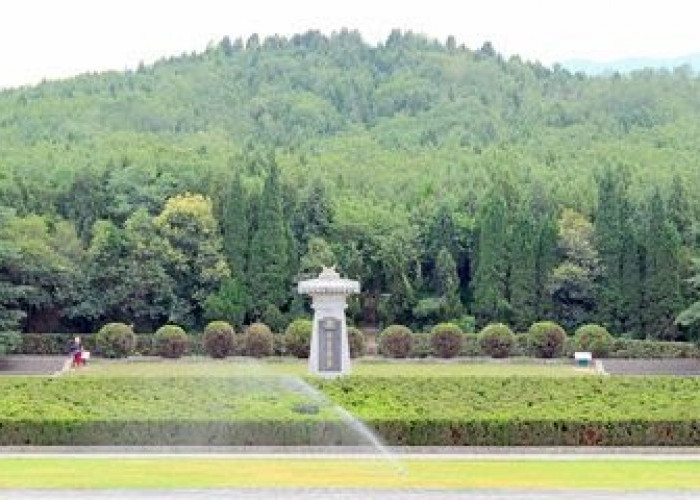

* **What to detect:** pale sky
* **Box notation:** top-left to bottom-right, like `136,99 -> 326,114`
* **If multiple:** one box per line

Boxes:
1,0 -> 699,89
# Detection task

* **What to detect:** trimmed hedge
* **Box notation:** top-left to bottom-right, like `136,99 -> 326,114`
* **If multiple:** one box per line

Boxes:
608,338 -> 700,359
0,420 -> 365,446
154,325 -> 189,358
368,418 -> 700,446
575,324 -> 612,358
378,325 -> 413,358
479,323 -> 515,358
0,333 -> 20,356
528,321 -> 567,358
316,376 -> 700,446
244,323 -> 274,358
96,323 -> 136,359
0,377 -> 360,445
284,319 -> 312,358
15,333 -> 96,355
347,326 -> 365,359
410,334 -> 432,358
460,333 -> 482,356
3,375 -> 699,446
430,323 -> 463,358
11,328 -> 700,361
202,321 -> 235,359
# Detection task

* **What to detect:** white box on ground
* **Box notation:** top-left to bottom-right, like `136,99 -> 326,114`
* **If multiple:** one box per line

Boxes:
574,351 -> 592,368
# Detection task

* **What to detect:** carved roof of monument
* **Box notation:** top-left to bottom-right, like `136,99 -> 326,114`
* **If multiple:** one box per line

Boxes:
297,266 -> 360,295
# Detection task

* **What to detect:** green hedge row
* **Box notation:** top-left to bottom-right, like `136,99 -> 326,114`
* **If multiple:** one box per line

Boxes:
12,332 -> 700,359
1,375 -> 698,446
0,417 -> 696,446
409,334 -> 699,359
0,420 -> 363,446
369,418 -> 700,446
0,333 -> 20,356
12,333 -> 286,357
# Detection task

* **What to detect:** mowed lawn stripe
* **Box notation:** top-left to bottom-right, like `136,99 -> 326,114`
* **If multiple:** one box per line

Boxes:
71,358 -> 590,378
0,459 -> 698,490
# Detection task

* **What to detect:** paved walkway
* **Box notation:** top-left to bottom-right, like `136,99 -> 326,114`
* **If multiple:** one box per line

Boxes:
0,355 -> 69,375
602,358 -> 700,376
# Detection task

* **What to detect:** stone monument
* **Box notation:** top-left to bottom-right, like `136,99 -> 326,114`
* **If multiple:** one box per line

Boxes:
297,267 -> 360,377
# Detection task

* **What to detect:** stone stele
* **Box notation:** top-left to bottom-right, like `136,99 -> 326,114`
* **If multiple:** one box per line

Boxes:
297,266 -> 360,377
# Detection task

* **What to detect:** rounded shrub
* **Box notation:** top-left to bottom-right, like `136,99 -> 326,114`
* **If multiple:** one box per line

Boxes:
202,321 -> 235,359
244,322 -> 274,357
348,326 -> 365,359
154,325 -> 189,359
284,319 -> 312,358
379,325 -> 413,358
574,324 -> 612,358
96,323 -> 136,358
528,321 -> 567,358
479,323 -> 515,358
430,322 -> 464,358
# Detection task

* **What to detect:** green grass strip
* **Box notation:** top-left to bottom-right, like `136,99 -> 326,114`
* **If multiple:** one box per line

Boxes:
0,459 -> 698,490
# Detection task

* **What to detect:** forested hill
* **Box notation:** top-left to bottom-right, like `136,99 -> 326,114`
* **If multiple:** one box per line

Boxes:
0,29 -> 699,340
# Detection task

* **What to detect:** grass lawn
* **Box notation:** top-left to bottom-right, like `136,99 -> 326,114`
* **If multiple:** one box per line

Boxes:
0,458 -> 698,490
71,357 -> 593,378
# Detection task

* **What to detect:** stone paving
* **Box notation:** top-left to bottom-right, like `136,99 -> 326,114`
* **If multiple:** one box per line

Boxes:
0,355 -> 69,375
602,358 -> 700,376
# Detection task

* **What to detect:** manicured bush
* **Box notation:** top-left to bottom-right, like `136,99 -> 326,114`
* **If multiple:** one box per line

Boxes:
14,334 -> 96,355
315,376 -> 700,446
0,333 -> 20,356
430,323 -> 464,358
479,323 -> 515,358
574,324 -> 612,358
608,338 -> 700,359
135,335 -> 158,356
379,325 -> 413,358
154,325 -> 189,359
96,323 -> 136,359
347,326 -> 365,359
244,322 -> 274,357
284,319 -> 312,358
17,334 -> 63,355
528,321 -> 567,358
272,334 -> 286,356
513,334 -> 530,356
202,321 -> 235,359
1,376 -> 700,446
410,334 -> 432,358
460,333 -> 482,356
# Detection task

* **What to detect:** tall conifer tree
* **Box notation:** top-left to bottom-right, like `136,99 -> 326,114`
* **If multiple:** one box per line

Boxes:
595,166 -> 641,333
509,205 -> 538,330
472,190 -> 509,324
0,208 -> 26,333
642,190 -> 683,339
435,246 -> 462,319
247,155 -> 291,316
222,171 -> 249,278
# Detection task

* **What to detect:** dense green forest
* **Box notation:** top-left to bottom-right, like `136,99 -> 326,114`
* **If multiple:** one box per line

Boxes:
0,29 -> 699,340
